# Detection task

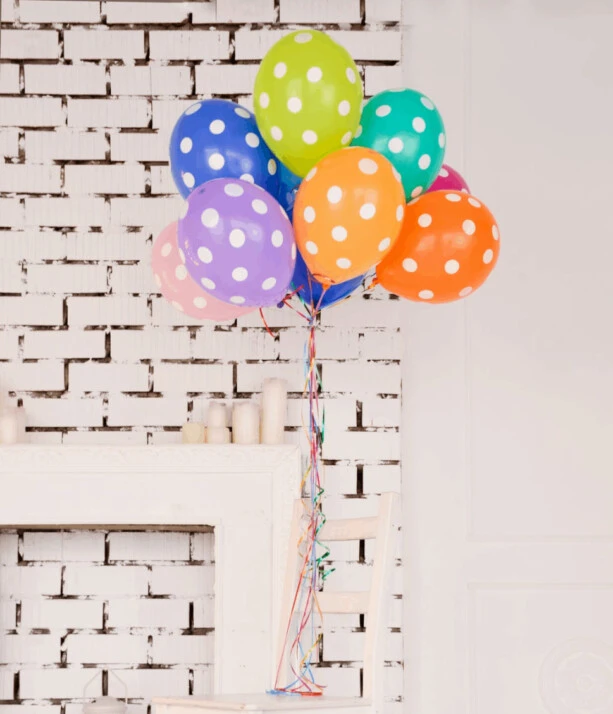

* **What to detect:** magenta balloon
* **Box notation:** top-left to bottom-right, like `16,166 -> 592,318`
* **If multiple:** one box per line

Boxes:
427,164 -> 470,193
179,178 -> 296,308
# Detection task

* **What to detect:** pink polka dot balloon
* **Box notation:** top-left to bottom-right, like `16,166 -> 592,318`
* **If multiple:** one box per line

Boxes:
179,178 -> 296,308
427,163 -> 470,194
152,222 -> 253,321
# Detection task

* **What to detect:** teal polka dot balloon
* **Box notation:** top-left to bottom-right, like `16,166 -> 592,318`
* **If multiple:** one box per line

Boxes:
352,88 -> 446,201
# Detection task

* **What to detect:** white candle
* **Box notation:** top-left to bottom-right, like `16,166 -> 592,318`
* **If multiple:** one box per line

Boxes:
232,402 -> 260,444
0,407 -> 21,445
182,422 -> 205,444
260,378 -> 287,445
206,426 -> 231,444
207,402 -> 227,428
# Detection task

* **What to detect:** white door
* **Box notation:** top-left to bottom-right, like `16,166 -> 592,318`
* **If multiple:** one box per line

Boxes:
402,1 -> 613,712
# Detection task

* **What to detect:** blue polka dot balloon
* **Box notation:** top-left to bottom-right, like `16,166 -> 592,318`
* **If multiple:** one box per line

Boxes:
170,99 -> 280,199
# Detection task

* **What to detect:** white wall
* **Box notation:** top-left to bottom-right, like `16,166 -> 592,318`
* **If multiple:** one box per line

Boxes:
402,0 -> 613,711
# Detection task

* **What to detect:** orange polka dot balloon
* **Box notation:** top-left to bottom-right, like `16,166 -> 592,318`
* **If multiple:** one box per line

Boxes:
376,190 -> 500,303
293,147 -> 405,285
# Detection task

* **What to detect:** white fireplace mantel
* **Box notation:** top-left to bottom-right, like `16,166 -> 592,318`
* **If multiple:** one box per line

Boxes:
0,445 -> 301,694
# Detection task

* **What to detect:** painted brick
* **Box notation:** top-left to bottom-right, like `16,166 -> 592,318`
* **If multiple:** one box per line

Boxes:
325,362 -> 401,394
365,65 -> 403,96
237,362 -> 303,393
324,629 -> 402,662
279,0 -> 361,23
190,398 -> 231,425
150,565 -> 214,596
25,198 -> 109,228
362,396 -> 401,426
312,666 -> 361,697
192,329 -> 278,361
109,533 -> 190,562
2,231 -> 66,260
214,0 -> 275,22
112,330 -> 190,361
68,99 -> 150,129
23,330 -> 106,359
193,597 -> 215,629
150,31 -> 230,61
27,264 -> 108,294
0,602 -> 16,629
196,65 -> 259,96
152,298 -> 237,328
0,671 -> 13,700
105,1 -> 189,24
18,0 -> 101,23
111,66 -> 192,97
106,668 -> 190,698
110,197 -> 183,228
69,363 -> 149,392
107,598 -> 190,629
63,430 -> 147,446
68,297 -> 148,326
64,565 -> 149,596
363,464 -> 401,494
0,534 -> 18,565
20,396 -> 104,427
366,0 -> 402,22
0,361 -> 65,391
151,98 -> 195,132
151,635 -> 214,665
1,0 -> 15,21
107,395 -> 186,427
0,263 -> 23,294
0,635 -> 59,665
278,329 -> 360,361
25,65 -> 106,96
20,600 -> 103,630
0,707 -> 61,714
360,330 -> 403,359
111,132 -> 167,162
19,668 -> 102,700
153,363 -> 233,394
0,331 -> 19,360
191,533 -> 214,562
0,165 -> 61,194
111,264 -> 157,295
0,65 -> 20,94
0,199 -> 23,227
64,30 -> 145,60
0,128 -> 19,157
0,30 -> 59,59
0,566 -> 61,597
150,165 -> 175,195
322,429 -> 400,461
65,634 -> 148,665
192,667 -> 214,695
26,130 -> 107,162
65,232 -> 148,261
236,306 -> 303,329
64,165 -> 146,196
0,98 -> 63,127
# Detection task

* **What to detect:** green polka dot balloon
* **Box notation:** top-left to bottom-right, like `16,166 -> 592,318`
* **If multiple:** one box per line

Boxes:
254,30 -> 363,178
351,88 -> 446,201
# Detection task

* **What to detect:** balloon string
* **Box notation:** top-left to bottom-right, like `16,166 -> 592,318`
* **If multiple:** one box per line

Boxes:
259,308 -> 276,338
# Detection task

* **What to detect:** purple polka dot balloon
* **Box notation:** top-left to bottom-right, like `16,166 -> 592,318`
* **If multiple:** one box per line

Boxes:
179,178 -> 296,308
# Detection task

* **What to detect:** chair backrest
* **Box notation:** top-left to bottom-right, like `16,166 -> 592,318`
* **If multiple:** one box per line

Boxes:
276,492 -> 400,710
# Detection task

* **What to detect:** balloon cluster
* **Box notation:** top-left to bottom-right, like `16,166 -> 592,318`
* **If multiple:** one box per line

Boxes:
153,29 -> 500,318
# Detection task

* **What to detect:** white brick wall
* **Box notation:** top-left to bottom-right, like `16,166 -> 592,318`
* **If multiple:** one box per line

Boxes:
0,0 -> 403,710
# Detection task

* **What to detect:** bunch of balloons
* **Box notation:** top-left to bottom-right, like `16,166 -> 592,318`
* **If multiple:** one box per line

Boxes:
152,29 -> 500,319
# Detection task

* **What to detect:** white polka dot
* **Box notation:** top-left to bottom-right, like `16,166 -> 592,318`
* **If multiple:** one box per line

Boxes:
185,103 -> 201,115
262,277 -> 277,290
378,237 -> 391,252
175,264 -> 188,281
201,277 -> 216,290
358,158 -> 378,175
259,92 -> 270,109
230,296 -> 245,304
445,193 -> 461,202
252,199 -> 268,215
287,97 -> 302,113
418,213 -> 432,227
332,226 -> 347,242
403,258 -> 418,273
245,132 -> 260,148
420,96 -> 435,110
336,257 -> 351,270
154,273 -> 162,288
440,167 -> 449,178
346,67 -> 356,84
209,119 -> 225,134
438,133 -> 446,148
463,219 -> 476,235
418,154 -> 431,170
302,130 -> 318,144
273,62 -> 286,78
294,31 -> 312,43
445,259 -> 460,274
240,173 -> 254,183
232,267 -> 248,282
201,209 -> 219,229
235,107 -> 251,119
224,183 -> 244,197
229,228 -> 246,248
268,159 -> 277,175
271,126 -> 283,141
208,153 -> 225,170
304,206 -> 316,223
183,172 -> 195,188
468,197 -> 481,208
193,296 -> 207,308
418,289 -> 434,300
392,167 -> 402,183
327,186 -> 342,204
388,137 -> 404,153
291,244 -> 297,260
271,230 -> 284,247
305,167 -> 317,181
459,286 -> 473,297
305,241 -> 318,255
412,117 -> 426,133
483,248 -> 494,264
172,301 -> 184,312
307,66 -> 322,83
360,203 -> 376,220
396,205 -> 404,221
180,137 -> 192,153
354,125 -> 363,138
178,248 -> 185,264
411,186 -> 423,198
180,201 -> 189,219
338,100 -> 351,116
492,225 -> 499,240
161,242 -> 172,257
375,104 -> 391,118
197,246 -> 213,263
341,131 -> 353,145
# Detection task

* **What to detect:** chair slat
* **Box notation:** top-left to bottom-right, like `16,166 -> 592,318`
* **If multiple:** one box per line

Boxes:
319,516 -> 378,542
317,591 -> 370,614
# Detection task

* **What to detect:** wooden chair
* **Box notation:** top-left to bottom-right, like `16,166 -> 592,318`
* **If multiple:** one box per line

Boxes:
153,492 -> 400,714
